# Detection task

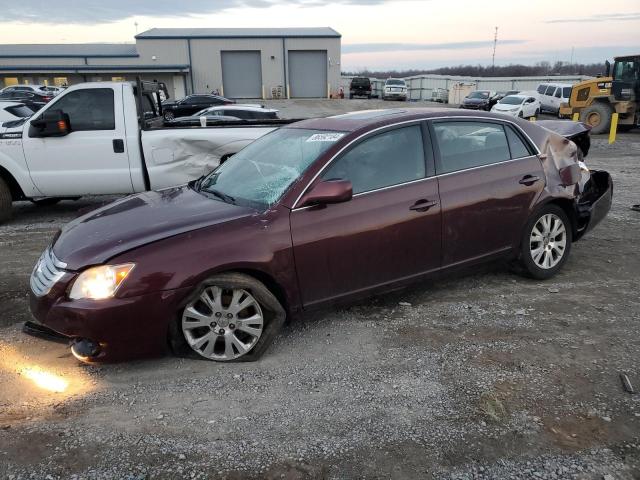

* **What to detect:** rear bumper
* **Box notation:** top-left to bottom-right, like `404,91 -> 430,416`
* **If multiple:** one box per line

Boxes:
575,170 -> 613,240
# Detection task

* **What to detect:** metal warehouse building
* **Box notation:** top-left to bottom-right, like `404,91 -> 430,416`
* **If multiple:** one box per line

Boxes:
0,27 -> 342,100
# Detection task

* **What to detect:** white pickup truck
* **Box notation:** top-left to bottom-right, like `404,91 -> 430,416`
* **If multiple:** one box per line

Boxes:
0,80 -> 285,222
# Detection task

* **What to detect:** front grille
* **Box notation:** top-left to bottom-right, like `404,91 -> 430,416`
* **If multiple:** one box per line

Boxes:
30,248 -> 67,297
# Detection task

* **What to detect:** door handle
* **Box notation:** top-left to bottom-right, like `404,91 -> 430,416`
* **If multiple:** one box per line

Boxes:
410,199 -> 438,212
519,175 -> 540,186
113,139 -> 125,153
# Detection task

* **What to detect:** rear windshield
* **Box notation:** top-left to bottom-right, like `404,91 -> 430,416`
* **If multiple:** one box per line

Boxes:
468,91 -> 489,99
5,105 -> 33,117
351,78 -> 370,85
386,79 -> 405,86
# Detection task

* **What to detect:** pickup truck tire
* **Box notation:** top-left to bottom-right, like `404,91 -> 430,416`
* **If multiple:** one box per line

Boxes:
0,177 -> 11,223
170,272 -> 286,362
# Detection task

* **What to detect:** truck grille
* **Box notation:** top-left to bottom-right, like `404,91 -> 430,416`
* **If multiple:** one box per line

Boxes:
30,248 -> 67,297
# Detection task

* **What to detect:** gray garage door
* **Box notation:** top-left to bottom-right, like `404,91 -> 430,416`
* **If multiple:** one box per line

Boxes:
288,50 -> 327,98
221,51 -> 262,99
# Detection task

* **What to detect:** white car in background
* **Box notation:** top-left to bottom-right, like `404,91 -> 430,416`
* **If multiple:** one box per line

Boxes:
0,101 -> 34,123
491,94 -> 541,119
382,78 -> 408,101
0,84 -> 63,96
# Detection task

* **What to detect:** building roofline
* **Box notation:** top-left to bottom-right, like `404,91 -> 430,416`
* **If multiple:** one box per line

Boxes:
0,65 -> 189,72
0,54 -> 140,59
136,27 -> 341,39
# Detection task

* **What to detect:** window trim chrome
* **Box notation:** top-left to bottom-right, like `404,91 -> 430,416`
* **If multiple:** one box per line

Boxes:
291,115 -> 541,210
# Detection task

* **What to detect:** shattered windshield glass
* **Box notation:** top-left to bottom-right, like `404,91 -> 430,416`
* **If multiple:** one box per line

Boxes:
198,128 -> 345,209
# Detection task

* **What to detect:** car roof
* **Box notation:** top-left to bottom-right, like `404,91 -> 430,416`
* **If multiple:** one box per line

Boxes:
288,108 -> 527,132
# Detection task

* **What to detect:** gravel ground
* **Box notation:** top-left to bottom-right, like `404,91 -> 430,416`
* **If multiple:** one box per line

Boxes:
0,100 -> 639,479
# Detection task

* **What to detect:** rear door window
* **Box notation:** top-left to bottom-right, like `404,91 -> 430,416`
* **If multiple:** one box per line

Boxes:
562,87 -> 572,98
433,121 -> 511,174
505,126 -> 533,159
545,85 -> 556,96
554,89 -> 562,98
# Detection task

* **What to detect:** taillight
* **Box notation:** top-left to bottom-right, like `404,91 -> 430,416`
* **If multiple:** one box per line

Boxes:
43,96 -> 52,102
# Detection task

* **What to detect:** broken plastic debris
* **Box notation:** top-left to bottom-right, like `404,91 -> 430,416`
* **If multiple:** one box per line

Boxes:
620,373 -> 635,394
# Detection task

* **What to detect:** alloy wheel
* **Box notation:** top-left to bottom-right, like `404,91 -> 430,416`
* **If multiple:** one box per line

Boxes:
529,213 -> 567,269
164,111 -> 175,121
181,286 -> 264,361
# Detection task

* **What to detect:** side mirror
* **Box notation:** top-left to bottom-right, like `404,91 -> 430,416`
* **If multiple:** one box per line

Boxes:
299,179 -> 352,208
29,109 -> 70,137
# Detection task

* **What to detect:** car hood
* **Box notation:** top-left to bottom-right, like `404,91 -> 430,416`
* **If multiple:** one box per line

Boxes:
53,185 -> 256,270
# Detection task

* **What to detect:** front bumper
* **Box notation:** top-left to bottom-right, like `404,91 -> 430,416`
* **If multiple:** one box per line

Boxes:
28,279 -> 191,362
460,103 -> 489,110
383,91 -> 407,100
575,170 -> 613,240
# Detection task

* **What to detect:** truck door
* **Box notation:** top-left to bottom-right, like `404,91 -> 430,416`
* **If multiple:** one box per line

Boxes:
22,85 -> 134,196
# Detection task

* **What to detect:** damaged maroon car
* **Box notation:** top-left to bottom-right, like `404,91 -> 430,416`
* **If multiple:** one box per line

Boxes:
28,109 -> 612,363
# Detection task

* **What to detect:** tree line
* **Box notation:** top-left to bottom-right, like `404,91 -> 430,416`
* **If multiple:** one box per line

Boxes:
343,61 -> 607,78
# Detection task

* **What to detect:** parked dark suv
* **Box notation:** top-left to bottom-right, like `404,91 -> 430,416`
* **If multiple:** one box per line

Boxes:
349,77 -> 372,99
161,94 -> 234,121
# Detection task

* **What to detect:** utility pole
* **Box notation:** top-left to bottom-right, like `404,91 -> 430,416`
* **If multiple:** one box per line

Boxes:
492,26 -> 498,71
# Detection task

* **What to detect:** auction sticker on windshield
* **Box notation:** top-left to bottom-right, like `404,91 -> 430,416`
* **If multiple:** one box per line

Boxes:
306,133 -> 345,142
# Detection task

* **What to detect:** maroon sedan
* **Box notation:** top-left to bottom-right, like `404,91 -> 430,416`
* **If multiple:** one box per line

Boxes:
28,109 -> 612,363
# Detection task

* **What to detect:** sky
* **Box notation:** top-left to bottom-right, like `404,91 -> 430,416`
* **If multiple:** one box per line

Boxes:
0,0 -> 638,71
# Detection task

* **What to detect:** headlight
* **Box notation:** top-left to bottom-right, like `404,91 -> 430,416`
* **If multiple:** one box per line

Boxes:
69,263 -> 135,300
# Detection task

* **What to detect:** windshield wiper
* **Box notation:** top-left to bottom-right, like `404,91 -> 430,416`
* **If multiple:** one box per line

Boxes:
205,188 -> 236,204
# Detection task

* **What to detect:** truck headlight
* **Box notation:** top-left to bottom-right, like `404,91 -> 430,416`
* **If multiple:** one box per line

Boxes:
69,264 -> 135,300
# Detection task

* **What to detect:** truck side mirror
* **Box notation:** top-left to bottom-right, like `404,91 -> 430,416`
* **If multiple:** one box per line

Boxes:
29,109 -> 71,138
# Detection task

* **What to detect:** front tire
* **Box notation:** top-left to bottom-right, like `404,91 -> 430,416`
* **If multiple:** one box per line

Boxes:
0,177 -> 12,224
519,205 -> 572,280
170,273 -> 285,362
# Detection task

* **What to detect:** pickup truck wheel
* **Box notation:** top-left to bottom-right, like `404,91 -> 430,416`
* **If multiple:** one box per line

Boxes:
0,177 -> 12,223
519,205 -> 572,280
170,273 -> 286,362
163,111 -> 175,121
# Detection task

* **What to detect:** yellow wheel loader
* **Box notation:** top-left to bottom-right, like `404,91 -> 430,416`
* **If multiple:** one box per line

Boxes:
559,55 -> 639,134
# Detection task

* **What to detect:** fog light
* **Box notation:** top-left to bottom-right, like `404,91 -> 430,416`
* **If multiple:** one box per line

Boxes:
71,339 -> 101,362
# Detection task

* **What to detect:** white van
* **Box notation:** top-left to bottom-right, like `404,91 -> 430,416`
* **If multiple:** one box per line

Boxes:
536,83 -> 573,115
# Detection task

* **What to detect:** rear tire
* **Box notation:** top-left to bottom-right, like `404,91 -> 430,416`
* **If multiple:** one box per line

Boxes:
518,205 -> 572,280
579,103 -> 613,135
169,273 -> 286,362
0,177 -> 12,224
